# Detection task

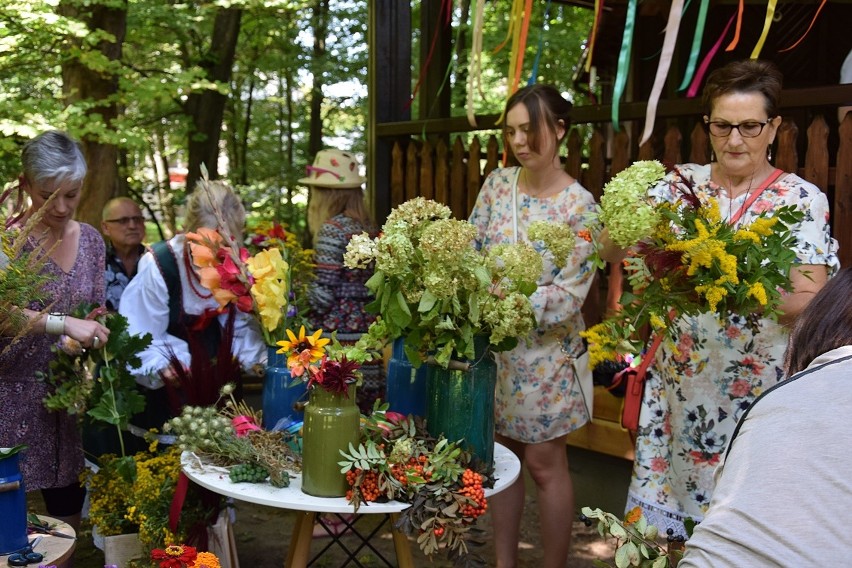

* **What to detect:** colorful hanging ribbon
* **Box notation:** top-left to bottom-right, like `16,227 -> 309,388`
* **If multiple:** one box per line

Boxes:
584,0 -> 603,73
639,0 -> 685,146
527,0 -> 552,85
405,0 -> 453,111
750,0 -> 778,59
467,0 -> 487,127
725,0 -> 744,51
611,0 -> 638,131
497,0 -> 534,125
677,0 -> 710,91
686,12 -> 736,98
779,0 -> 827,53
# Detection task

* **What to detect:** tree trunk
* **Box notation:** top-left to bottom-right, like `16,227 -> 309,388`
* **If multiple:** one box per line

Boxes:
307,0 -> 329,158
185,7 -> 243,192
58,0 -> 127,228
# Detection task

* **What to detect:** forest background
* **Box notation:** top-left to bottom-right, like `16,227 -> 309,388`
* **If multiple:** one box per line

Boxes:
0,0 -> 593,241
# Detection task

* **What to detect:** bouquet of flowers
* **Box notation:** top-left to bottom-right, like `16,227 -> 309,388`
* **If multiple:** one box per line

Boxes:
275,325 -> 369,394
343,197 -> 576,368
582,160 -> 803,368
339,407 -> 491,562
245,220 -> 314,331
186,226 -> 290,346
84,441 -> 218,551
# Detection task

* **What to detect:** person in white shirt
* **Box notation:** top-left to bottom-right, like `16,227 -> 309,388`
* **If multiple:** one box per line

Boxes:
119,180 -> 266,432
680,268 -> 852,567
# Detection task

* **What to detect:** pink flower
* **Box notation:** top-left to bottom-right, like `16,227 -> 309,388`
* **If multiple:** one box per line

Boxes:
729,379 -> 751,398
650,456 -> 668,473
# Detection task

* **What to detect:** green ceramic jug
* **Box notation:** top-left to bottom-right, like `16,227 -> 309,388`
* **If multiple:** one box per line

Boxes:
425,335 -> 497,467
301,384 -> 360,497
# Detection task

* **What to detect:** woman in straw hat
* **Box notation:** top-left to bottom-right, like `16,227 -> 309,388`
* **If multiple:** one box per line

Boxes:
300,148 -> 384,414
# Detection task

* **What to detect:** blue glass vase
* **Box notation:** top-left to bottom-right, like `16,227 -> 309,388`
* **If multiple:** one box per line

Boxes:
262,346 -> 307,430
0,449 -> 28,554
425,335 -> 497,467
385,337 -> 428,417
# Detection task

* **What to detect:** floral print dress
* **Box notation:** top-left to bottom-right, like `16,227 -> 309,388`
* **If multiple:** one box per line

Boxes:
469,167 -> 597,443
626,163 -> 840,535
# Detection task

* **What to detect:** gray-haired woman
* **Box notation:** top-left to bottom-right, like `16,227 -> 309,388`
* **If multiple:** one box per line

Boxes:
0,130 -> 110,531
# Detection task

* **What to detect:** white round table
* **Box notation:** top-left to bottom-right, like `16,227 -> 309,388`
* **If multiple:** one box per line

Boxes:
181,443 -> 520,567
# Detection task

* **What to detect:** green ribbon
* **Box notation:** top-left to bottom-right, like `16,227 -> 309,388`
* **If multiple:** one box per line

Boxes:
612,0 -> 637,131
678,0 -> 709,91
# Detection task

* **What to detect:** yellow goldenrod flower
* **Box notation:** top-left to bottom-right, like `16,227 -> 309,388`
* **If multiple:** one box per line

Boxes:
747,281 -> 768,305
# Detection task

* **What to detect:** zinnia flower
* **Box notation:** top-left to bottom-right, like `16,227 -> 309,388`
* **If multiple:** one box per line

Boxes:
151,544 -> 197,568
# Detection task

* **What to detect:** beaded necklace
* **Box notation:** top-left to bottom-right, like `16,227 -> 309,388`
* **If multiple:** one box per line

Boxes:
183,244 -> 213,300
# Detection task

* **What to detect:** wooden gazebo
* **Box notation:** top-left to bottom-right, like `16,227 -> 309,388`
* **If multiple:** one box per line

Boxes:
366,0 -> 852,458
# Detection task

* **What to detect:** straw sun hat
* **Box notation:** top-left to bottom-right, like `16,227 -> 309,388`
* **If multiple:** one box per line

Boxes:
298,149 -> 366,189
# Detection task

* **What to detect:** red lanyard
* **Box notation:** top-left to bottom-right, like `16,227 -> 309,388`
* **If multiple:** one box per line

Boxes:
729,168 -> 784,225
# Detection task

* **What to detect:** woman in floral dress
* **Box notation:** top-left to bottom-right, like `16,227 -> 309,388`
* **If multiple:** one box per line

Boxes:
0,131 -> 110,531
469,84 -> 596,568
614,60 -> 840,536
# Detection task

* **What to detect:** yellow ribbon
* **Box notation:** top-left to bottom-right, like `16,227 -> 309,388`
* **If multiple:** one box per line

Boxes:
467,0 -> 487,127
584,0 -> 603,73
750,0 -> 778,59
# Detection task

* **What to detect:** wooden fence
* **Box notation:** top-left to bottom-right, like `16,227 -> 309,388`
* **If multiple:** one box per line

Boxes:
387,112 -> 852,459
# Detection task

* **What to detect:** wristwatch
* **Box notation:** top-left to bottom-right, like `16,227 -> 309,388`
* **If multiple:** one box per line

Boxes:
45,312 -> 67,335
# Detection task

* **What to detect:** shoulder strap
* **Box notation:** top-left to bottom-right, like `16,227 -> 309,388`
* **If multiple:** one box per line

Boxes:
150,240 -> 182,329
730,168 -> 784,225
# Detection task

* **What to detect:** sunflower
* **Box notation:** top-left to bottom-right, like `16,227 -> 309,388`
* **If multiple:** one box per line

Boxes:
276,326 -> 330,377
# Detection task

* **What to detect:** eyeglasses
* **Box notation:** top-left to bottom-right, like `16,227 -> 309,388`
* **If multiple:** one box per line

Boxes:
704,119 -> 774,138
104,215 -> 145,226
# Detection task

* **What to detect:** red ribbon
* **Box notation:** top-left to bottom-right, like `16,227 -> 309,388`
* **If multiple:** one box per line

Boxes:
169,471 -> 191,533
232,415 -> 261,437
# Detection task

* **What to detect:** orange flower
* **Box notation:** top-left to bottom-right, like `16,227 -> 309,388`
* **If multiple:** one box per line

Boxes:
624,506 -> 643,525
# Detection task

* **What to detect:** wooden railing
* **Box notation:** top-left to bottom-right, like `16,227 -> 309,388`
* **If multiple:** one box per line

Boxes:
385,111 -> 852,460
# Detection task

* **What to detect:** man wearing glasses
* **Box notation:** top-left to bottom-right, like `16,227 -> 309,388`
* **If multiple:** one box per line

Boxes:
102,197 -> 146,311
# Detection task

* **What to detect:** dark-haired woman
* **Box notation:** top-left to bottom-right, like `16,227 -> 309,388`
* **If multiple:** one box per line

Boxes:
469,83 -> 596,568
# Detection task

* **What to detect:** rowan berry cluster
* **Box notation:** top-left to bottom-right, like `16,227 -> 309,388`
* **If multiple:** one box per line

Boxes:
459,469 -> 487,519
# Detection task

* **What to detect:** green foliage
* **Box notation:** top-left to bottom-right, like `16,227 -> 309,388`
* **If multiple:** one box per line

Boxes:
581,507 -> 682,568
40,303 -> 151,456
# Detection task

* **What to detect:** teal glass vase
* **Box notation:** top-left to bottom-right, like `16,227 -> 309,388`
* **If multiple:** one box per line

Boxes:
0,449 -> 28,554
425,335 -> 497,467
262,346 -> 307,430
301,385 -> 360,497
385,337 -> 428,417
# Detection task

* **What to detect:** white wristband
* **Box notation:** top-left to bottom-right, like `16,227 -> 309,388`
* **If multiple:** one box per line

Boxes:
45,312 -> 67,335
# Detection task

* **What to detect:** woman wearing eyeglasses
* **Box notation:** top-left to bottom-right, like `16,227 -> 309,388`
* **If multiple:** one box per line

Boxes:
603,60 -> 840,537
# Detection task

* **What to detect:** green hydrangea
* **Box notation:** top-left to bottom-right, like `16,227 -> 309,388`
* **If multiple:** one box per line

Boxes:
599,160 -> 666,248
527,220 -> 576,268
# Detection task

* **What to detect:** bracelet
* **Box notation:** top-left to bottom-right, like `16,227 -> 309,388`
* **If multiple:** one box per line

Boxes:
45,312 -> 67,335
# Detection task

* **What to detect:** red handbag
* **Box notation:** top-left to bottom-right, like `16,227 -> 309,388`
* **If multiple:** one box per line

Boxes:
618,333 -> 664,433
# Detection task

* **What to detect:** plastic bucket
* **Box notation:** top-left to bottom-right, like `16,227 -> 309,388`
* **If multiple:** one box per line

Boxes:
0,449 -> 28,554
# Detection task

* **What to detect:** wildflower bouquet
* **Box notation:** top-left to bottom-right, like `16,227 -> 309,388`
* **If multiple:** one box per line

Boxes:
339,407 -> 491,562
582,161 -> 803,368
344,197 -> 576,368
275,325 -> 369,394
165,383 -> 301,487
186,226 -> 290,346
84,442 -> 218,551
